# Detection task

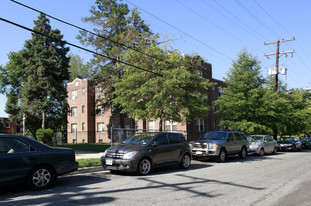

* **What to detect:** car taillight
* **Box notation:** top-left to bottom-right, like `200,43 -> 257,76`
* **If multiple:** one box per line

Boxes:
71,154 -> 76,159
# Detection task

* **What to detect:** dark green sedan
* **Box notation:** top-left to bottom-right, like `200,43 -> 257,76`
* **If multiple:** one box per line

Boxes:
0,134 -> 78,190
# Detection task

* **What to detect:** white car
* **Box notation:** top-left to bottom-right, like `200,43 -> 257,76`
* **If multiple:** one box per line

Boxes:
248,135 -> 278,156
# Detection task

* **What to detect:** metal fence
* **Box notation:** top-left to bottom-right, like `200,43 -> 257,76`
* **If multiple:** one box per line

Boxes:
63,128 -> 205,146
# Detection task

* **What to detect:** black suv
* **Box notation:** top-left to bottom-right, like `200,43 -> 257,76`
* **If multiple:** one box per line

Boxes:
101,132 -> 191,175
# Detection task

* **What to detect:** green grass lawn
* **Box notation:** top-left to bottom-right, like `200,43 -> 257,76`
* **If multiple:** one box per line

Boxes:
77,158 -> 101,168
57,143 -> 111,152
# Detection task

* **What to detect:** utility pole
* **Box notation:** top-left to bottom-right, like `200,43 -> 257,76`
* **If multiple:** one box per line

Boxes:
264,38 -> 295,139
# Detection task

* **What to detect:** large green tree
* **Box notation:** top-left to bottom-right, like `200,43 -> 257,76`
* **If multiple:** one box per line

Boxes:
78,0 -> 152,128
214,50 -> 271,134
0,14 -> 70,136
114,41 -> 213,131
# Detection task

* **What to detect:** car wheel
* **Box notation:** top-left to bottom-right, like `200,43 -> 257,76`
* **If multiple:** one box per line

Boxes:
27,165 -> 56,190
272,147 -> 278,155
239,147 -> 247,159
216,148 -> 226,163
259,148 -> 265,156
137,158 -> 152,175
179,153 -> 191,169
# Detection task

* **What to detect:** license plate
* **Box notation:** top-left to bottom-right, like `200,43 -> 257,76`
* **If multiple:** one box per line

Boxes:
106,159 -> 113,165
196,151 -> 202,155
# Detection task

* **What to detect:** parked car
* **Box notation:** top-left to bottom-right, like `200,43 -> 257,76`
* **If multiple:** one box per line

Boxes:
300,138 -> 311,149
0,134 -> 79,190
101,132 -> 191,175
277,137 -> 302,152
248,135 -> 278,156
189,131 -> 249,162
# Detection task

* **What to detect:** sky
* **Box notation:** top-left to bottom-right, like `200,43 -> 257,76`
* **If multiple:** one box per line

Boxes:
0,0 -> 311,117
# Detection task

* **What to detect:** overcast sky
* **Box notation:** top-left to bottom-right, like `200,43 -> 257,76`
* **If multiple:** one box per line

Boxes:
1,0 -> 311,117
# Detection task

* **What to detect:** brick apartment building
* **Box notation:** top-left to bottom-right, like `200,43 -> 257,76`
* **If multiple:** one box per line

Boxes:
67,61 -> 226,143
0,117 -> 17,134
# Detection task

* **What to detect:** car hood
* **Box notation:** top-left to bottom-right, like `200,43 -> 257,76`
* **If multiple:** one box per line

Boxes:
191,139 -> 225,144
249,142 -> 263,147
107,144 -> 144,153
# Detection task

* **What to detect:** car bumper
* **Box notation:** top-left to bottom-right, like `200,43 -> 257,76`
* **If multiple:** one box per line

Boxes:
248,148 -> 260,154
101,157 -> 138,172
278,146 -> 294,151
191,148 -> 218,157
57,161 -> 79,175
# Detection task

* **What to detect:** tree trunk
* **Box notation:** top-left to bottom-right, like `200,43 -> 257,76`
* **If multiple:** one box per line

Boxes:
159,118 -> 163,132
42,112 -> 45,129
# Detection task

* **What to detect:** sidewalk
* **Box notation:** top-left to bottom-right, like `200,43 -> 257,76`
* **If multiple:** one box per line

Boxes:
75,150 -> 104,160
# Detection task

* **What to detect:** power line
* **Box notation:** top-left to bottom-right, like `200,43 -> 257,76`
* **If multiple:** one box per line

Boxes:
177,0 -> 265,54
234,0 -> 281,40
212,0 -> 270,42
10,0 -> 171,65
125,0 -> 233,62
0,17 -> 163,77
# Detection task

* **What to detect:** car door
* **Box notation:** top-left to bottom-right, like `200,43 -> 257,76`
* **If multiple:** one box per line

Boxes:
0,137 -> 37,185
167,133 -> 184,162
226,132 -> 237,155
151,134 -> 171,165
265,136 -> 274,152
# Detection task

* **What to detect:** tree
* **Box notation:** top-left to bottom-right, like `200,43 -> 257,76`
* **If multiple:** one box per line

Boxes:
68,53 -> 89,81
20,13 -> 70,133
78,0 -> 152,128
214,50 -> 271,134
113,41 -> 213,131
0,14 -> 70,136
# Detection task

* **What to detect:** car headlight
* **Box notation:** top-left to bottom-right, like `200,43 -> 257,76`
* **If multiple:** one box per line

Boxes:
209,144 -> 219,149
123,151 -> 138,159
102,150 -> 108,157
251,146 -> 259,149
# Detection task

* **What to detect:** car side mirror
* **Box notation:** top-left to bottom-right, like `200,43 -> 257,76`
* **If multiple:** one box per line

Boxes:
152,141 -> 159,147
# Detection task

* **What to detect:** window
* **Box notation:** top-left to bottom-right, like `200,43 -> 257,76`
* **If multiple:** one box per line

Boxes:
75,82 -> 79,87
82,123 -> 85,131
96,86 -> 104,98
212,86 -> 215,94
97,123 -> 105,132
82,88 -> 85,96
5,121 -> 10,128
219,87 -> 223,97
165,120 -> 177,132
154,134 -> 168,145
71,90 -> 77,100
71,123 -> 77,133
0,138 -> 30,154
199,71 -> 204,78
97,105 -> 104,115
148,120 -> 156,132
197,119 -> 204,132
235,133 -> 242,141
168,133 -> 182,144
213,121 -> 217,129
135,121 -> 139,130
82,105 -> 85,114
228,133 -> 235,142
71,107 -> 77,116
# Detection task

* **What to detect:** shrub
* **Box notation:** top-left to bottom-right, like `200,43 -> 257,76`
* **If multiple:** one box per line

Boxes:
36,128 -> 54,145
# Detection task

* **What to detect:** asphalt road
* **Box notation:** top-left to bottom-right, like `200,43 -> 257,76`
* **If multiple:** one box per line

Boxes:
1,150 -> 311,206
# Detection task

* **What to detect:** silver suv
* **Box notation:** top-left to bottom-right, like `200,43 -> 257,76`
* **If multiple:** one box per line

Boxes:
189,131 -> 249,162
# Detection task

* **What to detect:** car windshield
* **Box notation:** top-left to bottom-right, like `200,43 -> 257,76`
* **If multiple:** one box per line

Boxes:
277,138 -> 294,143
301,138 -> 311,142
201,132 -> 227,140
249,136 -> 263,142
123,133 -> 156,145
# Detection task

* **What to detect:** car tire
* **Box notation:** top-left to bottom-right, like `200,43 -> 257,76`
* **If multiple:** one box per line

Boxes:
216,148 -> 226,163
259,148 -> 265,156
272,147 -> 278,155
137,158 -> 152,175
27,165 -> 56,190
238,147 -> 247,159
179,153 -> 191,169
